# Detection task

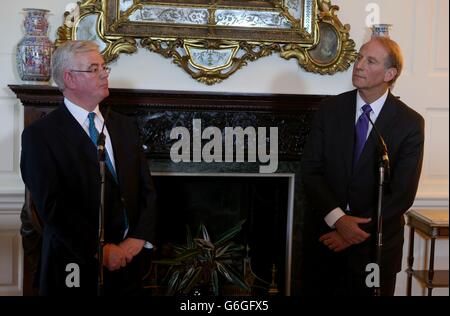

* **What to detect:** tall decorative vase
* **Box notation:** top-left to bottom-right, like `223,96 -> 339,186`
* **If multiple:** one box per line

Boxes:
16,8 -> 54,82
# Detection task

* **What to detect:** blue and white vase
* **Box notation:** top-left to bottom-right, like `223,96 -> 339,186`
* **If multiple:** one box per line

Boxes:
371,24 -> 392,38
16,8 -> 54,82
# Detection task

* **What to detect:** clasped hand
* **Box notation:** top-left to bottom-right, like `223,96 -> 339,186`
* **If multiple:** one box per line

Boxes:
319,215 -> 371,252
102,238 -> 145,271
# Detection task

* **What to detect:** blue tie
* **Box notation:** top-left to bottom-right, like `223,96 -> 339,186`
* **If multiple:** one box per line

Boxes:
87,112 -> 118,183
88,112 -> 128,236
353,104 -> 373,168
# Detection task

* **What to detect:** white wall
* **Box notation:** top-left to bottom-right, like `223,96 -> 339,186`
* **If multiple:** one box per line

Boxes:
0,0 -> 448,296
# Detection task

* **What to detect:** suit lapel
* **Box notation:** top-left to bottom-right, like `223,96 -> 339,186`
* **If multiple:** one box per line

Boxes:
355,91 -> 398,170
55,105 -> 99,168
104,111 -> 125,186
372,92 -> 398,135
340,90 -> 357,180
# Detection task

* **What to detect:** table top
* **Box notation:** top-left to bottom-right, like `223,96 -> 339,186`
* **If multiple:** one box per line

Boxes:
407,208 -> 449,227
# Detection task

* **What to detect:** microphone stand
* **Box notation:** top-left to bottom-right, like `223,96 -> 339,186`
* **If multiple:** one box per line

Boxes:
366,114 -> 390,297
96,107 -> 110,296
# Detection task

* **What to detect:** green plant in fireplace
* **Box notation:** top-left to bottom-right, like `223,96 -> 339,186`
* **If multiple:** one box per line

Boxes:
155,220 -> 249,295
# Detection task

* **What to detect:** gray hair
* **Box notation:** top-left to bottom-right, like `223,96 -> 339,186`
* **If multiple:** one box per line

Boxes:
52,41 -> 100,91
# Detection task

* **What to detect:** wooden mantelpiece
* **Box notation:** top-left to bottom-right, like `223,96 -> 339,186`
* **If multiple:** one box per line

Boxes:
9,84 -> 325,111
9,84 -> 325,296
9,84 -> 324,160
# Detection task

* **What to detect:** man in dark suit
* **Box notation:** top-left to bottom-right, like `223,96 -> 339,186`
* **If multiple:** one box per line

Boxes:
301,37 -> 424,296
20,41 -> 157,295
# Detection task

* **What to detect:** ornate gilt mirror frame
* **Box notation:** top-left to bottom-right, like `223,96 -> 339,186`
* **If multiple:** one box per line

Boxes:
57,0 -> 357,84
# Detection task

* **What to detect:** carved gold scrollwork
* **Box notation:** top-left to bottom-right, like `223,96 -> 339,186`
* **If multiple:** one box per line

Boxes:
281,0 -> 358,74
55,0 -> 138,63
141,38 -> 280,85
56,0 -> 357,84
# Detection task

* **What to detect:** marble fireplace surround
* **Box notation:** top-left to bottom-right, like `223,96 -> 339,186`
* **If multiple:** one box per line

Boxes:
9,85 -> 324,295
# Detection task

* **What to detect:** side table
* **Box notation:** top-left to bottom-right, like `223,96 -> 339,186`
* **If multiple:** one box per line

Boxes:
406,208 -> 449,296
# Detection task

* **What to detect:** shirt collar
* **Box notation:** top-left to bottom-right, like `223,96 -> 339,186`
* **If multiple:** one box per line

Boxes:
356,90 -> 389,118
64,97 -> 104,126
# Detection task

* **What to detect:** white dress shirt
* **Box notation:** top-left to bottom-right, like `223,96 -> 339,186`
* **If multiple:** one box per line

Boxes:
324,90 -> 389,228
64,98 -> 117,173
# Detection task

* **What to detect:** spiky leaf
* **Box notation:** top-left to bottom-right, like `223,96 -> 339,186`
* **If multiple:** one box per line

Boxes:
200,224 -> 211,242
211,270 -> 219,296
216,261 -> 249,291
215,219 -> 246,247
167,270 -> 181,295
181,267 -> 203,294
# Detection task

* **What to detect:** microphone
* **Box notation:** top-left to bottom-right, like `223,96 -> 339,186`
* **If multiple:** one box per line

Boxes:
365,112 -> 390,181
97,106 -> 111,160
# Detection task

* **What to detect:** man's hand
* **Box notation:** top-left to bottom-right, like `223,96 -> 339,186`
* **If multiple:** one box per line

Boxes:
335,215 -> 371,245
103,243 -> 132,271
119,237 -> 145,259
319,231 -> 351,252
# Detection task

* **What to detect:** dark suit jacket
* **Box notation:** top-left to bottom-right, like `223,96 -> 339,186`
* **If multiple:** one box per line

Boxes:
20,104 -> 157,295
301,89 -> 424,275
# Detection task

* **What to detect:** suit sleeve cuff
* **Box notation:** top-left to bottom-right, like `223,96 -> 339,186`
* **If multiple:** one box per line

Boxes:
144,241 -> 154,249
324,207 -> 346,228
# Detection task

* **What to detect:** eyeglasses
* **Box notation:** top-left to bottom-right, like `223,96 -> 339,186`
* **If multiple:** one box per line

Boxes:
69,65 -> 111,75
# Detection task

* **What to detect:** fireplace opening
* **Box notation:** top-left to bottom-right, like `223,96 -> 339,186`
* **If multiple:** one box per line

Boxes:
148,174 -> 292,295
